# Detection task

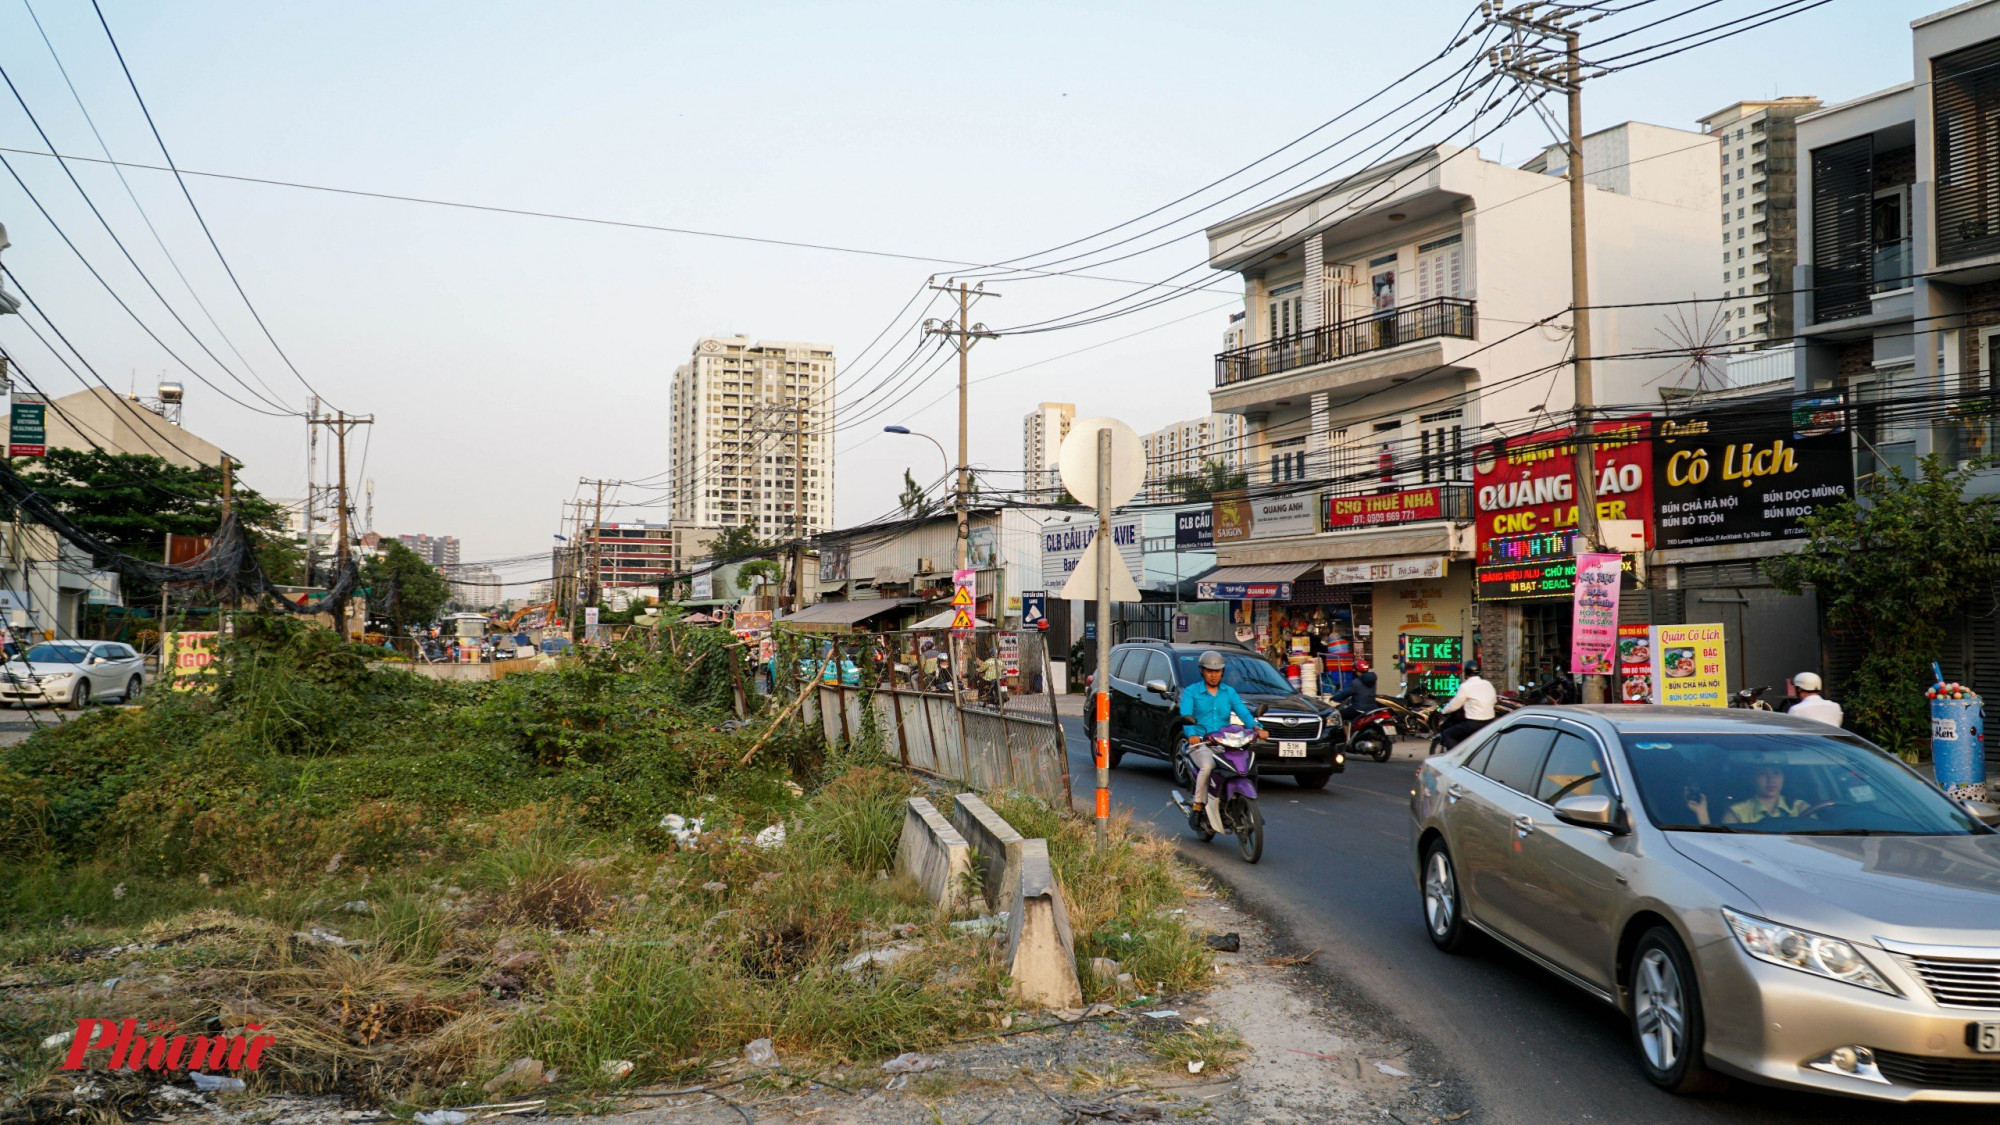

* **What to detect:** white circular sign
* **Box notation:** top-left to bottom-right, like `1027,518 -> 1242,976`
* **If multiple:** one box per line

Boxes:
1058,416 -> 1145,510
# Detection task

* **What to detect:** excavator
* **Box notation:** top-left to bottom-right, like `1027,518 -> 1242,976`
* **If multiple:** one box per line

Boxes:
506,602 -> 555,631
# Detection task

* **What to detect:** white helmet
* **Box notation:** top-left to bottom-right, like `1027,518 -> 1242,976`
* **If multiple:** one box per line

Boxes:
1792,672 -> 1823,692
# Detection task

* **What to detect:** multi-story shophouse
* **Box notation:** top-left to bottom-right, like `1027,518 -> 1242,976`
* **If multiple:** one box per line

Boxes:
1201,125 -> 1718,690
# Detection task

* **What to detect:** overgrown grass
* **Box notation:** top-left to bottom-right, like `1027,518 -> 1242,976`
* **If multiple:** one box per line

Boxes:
0,618 -> 1209,1120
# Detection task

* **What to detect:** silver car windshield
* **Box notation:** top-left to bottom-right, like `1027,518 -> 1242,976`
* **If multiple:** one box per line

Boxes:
1622,732 -> 1985,836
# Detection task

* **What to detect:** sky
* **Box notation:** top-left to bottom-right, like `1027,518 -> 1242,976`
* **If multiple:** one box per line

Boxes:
0,0 -> 1951,585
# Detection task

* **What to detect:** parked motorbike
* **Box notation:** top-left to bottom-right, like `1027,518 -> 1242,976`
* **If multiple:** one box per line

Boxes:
1170,723 -> 1266,863
1730,684 -> 1775,710
1379,682 -> 1441,736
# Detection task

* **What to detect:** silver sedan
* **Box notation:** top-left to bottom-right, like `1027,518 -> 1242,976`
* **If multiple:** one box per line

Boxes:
1410,706 -> 2000,1102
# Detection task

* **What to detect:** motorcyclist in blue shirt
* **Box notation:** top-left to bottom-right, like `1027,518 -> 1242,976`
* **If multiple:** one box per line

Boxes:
1181,650 -> 1267,820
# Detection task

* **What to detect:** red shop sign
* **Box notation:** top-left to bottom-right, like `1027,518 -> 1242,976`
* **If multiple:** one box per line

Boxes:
1323,486 -> 1446,529
1472,417 -> 1653,563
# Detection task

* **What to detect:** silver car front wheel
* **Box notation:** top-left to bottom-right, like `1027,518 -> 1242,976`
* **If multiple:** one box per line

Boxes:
1634,949 -> 1685,1071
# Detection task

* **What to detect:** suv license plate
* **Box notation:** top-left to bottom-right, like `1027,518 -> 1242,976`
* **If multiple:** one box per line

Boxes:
1278,740 -> 1307,758
1976,1022 -> 2000,1053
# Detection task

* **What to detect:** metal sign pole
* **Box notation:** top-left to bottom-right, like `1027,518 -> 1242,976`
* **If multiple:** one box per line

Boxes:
1094,428 -> 1113,848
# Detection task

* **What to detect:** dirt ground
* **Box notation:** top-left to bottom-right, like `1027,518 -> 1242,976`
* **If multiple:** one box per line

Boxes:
131,881 -> 1469,1125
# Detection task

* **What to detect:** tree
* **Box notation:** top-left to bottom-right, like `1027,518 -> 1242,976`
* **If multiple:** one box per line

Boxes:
1765,455 -> 2000,756
737,559 -> 784,593
12,448 -> 304,588
362,539 -> 452,635
898,468 -> 930,516
1164,459 -> 1248,502
708,524 -> 766,561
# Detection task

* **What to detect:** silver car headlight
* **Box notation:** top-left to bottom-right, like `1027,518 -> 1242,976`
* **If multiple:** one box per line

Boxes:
39,672 -> 72,682
1722,908 -> 1897,995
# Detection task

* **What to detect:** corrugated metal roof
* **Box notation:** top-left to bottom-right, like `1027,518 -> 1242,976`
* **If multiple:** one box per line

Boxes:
779,598 -> 922,626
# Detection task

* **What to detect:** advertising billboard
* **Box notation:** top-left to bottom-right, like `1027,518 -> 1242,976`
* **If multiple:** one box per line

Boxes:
1472,417 -> 1652,563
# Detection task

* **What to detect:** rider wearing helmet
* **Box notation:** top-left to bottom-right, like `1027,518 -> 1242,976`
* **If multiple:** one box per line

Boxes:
1328,658 -> 1379,726
1180,650 -> 1267,817
1436,659 -> 1498,751
1786,671 -> 1843,727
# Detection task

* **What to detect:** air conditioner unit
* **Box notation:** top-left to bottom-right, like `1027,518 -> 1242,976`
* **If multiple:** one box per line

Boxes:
916,557 -> 934,575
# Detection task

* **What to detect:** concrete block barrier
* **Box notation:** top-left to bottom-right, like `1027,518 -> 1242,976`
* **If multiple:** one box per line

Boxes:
952,793 -> 1025,913
898,797 -> 971,912
1004,838 -> 1083,1008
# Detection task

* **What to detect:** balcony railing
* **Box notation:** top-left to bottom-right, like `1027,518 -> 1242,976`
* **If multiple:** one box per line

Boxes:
1215,296 -> 1475,387
1872,238 -> 1912,293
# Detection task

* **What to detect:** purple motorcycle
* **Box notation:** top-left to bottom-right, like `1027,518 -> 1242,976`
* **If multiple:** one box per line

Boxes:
1170,723 -> 1266,863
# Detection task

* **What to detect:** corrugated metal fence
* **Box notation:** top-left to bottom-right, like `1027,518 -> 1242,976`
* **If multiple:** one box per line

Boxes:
798,633 -> 1071,806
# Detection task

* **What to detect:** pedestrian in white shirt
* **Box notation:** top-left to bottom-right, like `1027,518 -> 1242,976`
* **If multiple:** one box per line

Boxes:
1435,661 -> 1498,751
1787,672 -> 1843,727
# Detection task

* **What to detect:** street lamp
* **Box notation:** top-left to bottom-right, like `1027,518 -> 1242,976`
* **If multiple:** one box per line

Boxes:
882,425 -> 951,479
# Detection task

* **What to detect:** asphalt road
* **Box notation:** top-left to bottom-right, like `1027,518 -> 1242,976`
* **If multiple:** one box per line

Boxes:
1059,718 -> 1997,1125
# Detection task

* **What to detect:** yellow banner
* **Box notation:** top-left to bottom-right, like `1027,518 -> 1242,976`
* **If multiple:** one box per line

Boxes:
161,631 -> 220,692
1650,624 -> 1726,707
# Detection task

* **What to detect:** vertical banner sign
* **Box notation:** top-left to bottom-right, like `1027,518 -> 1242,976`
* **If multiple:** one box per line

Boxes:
161,631 -> 220,692
1569,552 -> 1623,675
9,403 -> 46,457
951,568 -> 976,634
1650,623 -> 1728,708
1617,623 -> 1652,703
998,631 -> 1019,679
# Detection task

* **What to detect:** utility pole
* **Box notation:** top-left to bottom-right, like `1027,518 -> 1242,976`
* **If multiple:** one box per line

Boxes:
792,394 -> 808,613
1486,0 -> 1609,703
303,395 -> 319,587
923,280 -> 1000,571
577,478 -> 613,625
305,411 -> 373,639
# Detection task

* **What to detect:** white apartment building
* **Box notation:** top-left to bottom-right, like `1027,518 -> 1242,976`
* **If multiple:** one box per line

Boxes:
1020,402 -> 1075,500
1140,413 -> 1247,501
1697,97 -> 1822,348
1203,123 -> 1719,682
670,336 -> 835,539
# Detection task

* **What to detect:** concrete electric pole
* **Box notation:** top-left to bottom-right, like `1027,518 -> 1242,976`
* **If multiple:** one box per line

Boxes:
306,410 -> 374,640
923,280 -> 999,570
1486,0 -> 1610,704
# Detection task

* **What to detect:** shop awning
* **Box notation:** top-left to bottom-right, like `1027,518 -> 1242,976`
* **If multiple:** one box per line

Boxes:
1192,562 -> 1319,601
779,597 -> 922,628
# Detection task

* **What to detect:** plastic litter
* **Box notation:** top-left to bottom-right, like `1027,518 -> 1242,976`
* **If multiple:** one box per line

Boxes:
482,1057 -> 545,1094
1143,1010 -> 1179,1019
753,823 -> 787,849
599,1059 -> 635,1079
1374,1061 -> 1409,1077
189,1072 -> 246,1093
1088,956 -> 1121,980
744,1038 -> 780,1069
1187,1059 -> 1205,1074
342,900 -> 372,913
294,927 -> 359,947
950,913 -> 1008,936
879,1052 -> 943,1074
839,941 -> 922,973
1204,932 -> 1241,952
659,814 -> 705,846
42,1029 -> 74,1049
414,1112 -> 468,1125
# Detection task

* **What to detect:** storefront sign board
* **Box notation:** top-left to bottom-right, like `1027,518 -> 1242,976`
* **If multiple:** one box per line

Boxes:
1652,397 -> 1853,549
1473,418 -> 1653,563
1323,556 -> 1446,585
1322,486 -> 1448,529
1197,580 -> 1292,601
1040,516 -> 1143,590
162,631 -> 219,692
1569,552 -> 1622,675
1651,623 -> 1728,708
1175,508 -> 1213,550
1211,491 -> 1317,543
1617,623 -> 1652,703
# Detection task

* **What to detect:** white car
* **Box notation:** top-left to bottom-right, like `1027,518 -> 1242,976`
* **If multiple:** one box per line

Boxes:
0,641 -> 148,709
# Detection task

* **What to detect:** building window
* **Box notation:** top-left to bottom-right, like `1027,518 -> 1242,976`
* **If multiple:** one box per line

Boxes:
1418,408 -> 1464,483
1268,282 -> 1303,340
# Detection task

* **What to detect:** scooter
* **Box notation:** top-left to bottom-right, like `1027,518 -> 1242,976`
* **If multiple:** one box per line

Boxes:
1170,723 -> 1266,864
1338,705 -> 1399,762
1380,682 -> 1441,736
1730,685 -> 1775,710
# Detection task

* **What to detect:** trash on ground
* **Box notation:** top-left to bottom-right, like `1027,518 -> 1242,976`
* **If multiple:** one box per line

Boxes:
189,1073 -> 246,1093
1088,956 -> 1121,979
879,1052 -> 943,1074
1203,932 -> 1241,952
414,1112 -> 468,1125
753,823 -> 787,849
293,927 -> 359,947
840,940 -> 922,973
1373,1061 -> 1409,1077
659,814 -> 705,845
482,1057 -> 545,1094
950,913 -> 1008,936
1187,1059 -> 1205,1074
41,1029 -> 73,1049
1142,1010 -> 1179,1019
744,1038 -> 780,1069
342,900 -> 371,913
599,1059 -> 635,1079
1053,1002 -> 1118,1022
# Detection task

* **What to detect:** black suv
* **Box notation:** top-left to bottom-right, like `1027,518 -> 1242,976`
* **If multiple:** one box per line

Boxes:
1104,639 -> 1345,789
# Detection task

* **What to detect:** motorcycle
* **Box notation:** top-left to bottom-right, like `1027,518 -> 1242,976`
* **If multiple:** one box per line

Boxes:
1338,704 -> 1399,763
1379,681 -> 1441,737
1730,684 -> 1775,710
1170,723 -> 1266,863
